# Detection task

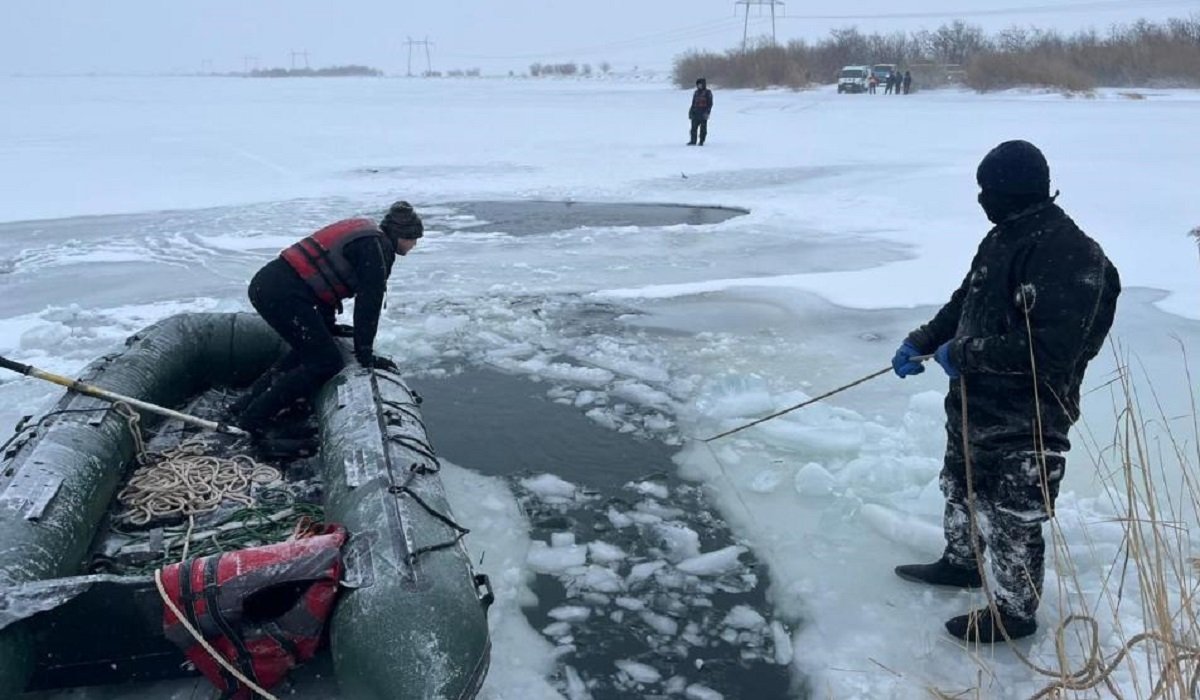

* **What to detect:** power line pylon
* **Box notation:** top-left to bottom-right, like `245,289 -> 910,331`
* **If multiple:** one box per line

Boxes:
735,0 -> 785,51
405,37 -> 434,76
290,50 -> 310,70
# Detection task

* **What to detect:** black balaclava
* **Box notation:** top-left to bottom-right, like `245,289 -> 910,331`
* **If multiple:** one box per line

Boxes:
696,78 -> 706,89
976,140 -> 1051,224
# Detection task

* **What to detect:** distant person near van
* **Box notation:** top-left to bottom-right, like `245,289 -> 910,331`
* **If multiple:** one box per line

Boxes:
868,75 -> 879,94
688,78 -> 713,146
884,72 -> 895,95
903,71 -> 913,94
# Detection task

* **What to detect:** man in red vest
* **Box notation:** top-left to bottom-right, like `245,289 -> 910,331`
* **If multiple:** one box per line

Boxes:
231,201 -> 424,432
687,78 -> 713,146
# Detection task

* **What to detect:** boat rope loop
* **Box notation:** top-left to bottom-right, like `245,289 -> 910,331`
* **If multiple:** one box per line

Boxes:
388,456 -> 470,563
114,403 -> 281,526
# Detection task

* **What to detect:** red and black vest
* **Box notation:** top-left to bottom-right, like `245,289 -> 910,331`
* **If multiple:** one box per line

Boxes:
280,218 -> 383,307
159,524 -> 347,699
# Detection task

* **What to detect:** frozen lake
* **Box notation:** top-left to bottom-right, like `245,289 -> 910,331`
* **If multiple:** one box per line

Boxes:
3,76 -> 1199,699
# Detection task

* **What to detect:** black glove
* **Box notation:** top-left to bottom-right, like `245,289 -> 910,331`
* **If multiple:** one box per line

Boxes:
333,324 -> 355,338
356,350 -> 400,373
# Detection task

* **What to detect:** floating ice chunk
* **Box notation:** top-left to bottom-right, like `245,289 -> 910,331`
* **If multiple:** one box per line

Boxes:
606,507 -> 634,529
551,532 -> 576,548
770,621 -> 793,665
585,407 -> 621,430
547,605 -> 591,622
574,565 -> 624,593
685,683 -> 724,700
676,546 -> 747,576
759,421 -> 865,455
627,511 -> 663,525
627,560 -> 667,582
640,610 -> 679,636
564,665 -> 592,700
615,660 -> 662,684
653,523 -> 701,562
612,380 -> 673,409
527,541 -> 587,573
615,596 -> 646,611
528,362 -> 614,387
542,621 -> 571,637
589,541 -> 627,564
628,480 -> 670,500
793,462 -> 836,496
636,499 -> 684,520
575,390 -> 600,407
720,628 -> 739,643
520,474 -> 577,503
666,676 -> 688,694
722,605 -> 766,631
643,414 -> 674,432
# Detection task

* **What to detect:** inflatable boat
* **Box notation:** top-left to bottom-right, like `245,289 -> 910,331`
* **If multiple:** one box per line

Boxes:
0,313 -> 491,698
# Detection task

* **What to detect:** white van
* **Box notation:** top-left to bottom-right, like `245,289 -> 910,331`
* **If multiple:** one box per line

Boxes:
837,66 -> 870,94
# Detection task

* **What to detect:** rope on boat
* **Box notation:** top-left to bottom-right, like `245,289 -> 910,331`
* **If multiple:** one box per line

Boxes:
113,404 -> 281,526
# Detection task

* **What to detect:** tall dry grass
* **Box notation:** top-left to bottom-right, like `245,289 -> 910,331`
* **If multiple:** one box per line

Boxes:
673,14 -> 1200,92
939,349 -> 1200,698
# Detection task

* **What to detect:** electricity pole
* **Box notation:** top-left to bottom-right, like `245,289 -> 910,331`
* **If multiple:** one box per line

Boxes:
290,50 -> 310,70
735,0 -> 785,51
405,37 -> 434,76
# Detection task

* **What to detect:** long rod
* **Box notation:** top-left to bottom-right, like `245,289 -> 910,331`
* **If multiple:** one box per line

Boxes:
703,354 -> 932,442
0,355 -> 249,437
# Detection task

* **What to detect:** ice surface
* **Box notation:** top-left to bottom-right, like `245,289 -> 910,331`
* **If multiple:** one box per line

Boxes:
614,659 -> 662,684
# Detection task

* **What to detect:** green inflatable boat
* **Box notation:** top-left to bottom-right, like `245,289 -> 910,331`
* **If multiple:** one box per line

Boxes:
0,312 -> 492,698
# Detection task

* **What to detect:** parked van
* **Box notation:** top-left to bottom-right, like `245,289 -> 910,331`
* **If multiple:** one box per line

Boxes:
872,63 -> 898,85
837,66 -> 871,93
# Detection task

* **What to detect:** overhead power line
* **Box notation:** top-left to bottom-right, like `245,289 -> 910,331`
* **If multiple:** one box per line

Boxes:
443,18 -> 765,61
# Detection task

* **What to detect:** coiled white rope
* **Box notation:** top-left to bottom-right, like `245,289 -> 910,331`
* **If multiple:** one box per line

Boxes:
113,405 -> 280,526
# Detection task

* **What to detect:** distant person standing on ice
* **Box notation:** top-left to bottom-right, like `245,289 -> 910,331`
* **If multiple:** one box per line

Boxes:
230,202 -> 424,433
890,140 -> 1120,643
902,70 -> 913,94
687,77 -> 713,146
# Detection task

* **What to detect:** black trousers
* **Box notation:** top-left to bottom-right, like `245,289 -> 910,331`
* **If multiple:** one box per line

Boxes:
940,442 -> 1064,621
235,259 -> 345,429
689,118 -> 708,145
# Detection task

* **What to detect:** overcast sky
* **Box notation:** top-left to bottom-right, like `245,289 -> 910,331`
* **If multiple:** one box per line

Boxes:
1,0 -> 1194,75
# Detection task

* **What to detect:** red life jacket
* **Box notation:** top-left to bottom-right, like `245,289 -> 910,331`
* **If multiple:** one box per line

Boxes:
159,524 -> 347,699
280,218 -> 383,307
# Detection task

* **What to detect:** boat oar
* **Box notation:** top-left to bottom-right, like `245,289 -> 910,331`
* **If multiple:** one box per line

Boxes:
0,355 -> 250,437
703,354 -> 934,443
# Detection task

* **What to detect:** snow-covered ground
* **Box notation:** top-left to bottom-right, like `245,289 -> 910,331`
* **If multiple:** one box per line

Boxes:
2,76 -> 1199,698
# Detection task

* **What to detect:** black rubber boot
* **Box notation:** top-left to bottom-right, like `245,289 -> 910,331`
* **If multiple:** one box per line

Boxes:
945,607 -> 1037,643
894,557 -> 982,589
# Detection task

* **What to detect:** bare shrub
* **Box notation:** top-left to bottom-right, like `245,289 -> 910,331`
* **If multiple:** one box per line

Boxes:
967,53 -> 1096,92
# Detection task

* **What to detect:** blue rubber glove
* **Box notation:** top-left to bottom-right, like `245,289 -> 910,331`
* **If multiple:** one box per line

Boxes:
891,341 -> 925,378
934,341 -> 960,379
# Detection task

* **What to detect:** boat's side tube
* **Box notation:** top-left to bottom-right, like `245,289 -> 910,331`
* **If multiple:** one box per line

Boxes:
318,366 -> 491,700
0,313 -> 282,695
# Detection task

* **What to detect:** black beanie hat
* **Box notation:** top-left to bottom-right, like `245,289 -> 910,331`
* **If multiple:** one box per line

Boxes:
976,140 -> 1050,197
380,201 -> 423,240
